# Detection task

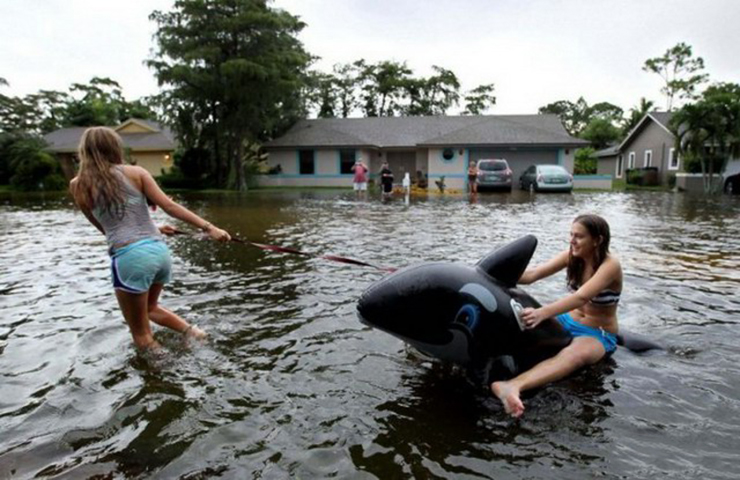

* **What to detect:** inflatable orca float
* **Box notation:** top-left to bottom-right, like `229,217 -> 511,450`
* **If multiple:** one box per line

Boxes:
357,235 -> 660,385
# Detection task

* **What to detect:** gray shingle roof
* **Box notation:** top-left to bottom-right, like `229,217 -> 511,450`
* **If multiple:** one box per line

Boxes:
43,119 -> 176,153
595,145 -> 620,157
265,114 -> 588,149
649,111 -> 673,129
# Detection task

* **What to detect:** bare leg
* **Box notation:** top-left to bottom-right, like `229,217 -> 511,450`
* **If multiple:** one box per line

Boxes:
147,283 -> 207,339
491,337 -> 606,417
115,289 -> 159,350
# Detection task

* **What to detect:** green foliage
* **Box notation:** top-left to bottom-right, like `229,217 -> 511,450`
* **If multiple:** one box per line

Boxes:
304,60 -> 494,117
622,97 -> 655,135
671,82 -> 740,192
147,0 -> 312,190
178,147 -> 211,179
539,97 -> 623,137
0,76 -> 157,135
2,135 -> 65,191
574,147 -> 597,174
462,83 -> 496,115
643,42 -> 709,111
580,118 -> 621,150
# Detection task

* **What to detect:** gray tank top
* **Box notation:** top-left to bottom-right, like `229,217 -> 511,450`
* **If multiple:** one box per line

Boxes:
92,167 -> 162,250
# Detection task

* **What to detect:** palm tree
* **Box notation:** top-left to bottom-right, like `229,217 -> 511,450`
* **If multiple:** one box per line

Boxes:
622,98 -> 655,136
671,83 -> 740,193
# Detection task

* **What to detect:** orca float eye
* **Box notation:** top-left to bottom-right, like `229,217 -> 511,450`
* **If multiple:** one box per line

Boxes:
455,304 -> 481,331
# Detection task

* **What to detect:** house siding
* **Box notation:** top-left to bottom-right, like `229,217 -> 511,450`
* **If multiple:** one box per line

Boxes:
130,151 -> 173,177
597,154 -> 619,178
621,120 -> 676,184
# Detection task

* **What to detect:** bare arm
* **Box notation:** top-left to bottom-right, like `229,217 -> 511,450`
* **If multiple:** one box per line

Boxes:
134,167 -> 231,241
523,256 -> 622,328
518,249 -> 569,285
69,178 -> 105,235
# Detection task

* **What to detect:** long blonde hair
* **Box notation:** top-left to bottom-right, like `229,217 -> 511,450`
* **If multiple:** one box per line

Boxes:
70,127 -> 126,216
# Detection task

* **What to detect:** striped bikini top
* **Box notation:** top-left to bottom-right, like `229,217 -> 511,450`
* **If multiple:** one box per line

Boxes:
568,281 -> 621,306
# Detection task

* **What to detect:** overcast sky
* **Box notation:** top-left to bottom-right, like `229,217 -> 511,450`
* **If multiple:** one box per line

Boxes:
2,0 -> 739,115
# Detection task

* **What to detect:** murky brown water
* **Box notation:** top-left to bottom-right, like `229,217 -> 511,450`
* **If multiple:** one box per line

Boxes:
1,189 -> 739,479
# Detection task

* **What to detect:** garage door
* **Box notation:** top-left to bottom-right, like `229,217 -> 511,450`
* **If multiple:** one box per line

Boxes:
469,149 -> 559,180
386,151 -> 416,182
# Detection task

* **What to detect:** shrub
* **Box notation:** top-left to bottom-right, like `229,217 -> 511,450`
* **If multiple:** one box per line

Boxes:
574,147 -> 597,174
5,135 -> 66,191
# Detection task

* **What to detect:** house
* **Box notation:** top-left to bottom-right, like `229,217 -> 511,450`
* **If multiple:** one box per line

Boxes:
262,115 -> 589,190
597,112 -> 681,185
44,118 -> 176,180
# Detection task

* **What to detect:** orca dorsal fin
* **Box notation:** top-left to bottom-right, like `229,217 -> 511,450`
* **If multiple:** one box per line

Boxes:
476,235 -> 538,287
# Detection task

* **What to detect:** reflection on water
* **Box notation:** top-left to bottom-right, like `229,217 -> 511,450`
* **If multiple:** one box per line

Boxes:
1,189 -> 739,479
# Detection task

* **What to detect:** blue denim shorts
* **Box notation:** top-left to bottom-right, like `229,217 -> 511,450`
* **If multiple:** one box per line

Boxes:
556,313 -> 617,354
111,239 -> 172,294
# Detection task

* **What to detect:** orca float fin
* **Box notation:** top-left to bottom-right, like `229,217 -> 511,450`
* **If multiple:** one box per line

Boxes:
476,235 -> 538,288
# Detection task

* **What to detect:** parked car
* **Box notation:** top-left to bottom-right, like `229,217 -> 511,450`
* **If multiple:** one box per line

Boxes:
519,164 -> 573,192
724,173 -> 740,194
476,159 -> 512,191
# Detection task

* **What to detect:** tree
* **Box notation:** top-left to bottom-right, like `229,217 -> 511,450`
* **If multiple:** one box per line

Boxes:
574,147 -> 597,174
148,0 -> 311,190
355,60 -> 413,117
539,97 -> 624,139
580,118 -> 621,150
462,83 -> 496,115
538,97 -> 591,136
403,66 -> 460,116
643,42 -> 709,111
671,82 -> 740,193
622,97 -> 655,135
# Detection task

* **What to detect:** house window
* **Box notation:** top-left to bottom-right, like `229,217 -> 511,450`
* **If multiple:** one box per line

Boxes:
616,154 -> 623,178
339,149 -> 356,174
299,149 -> 315,175
668,148 -> 679,170
628,152 -> 636,169
441,148 -> 455,161
644,150 -> 653,167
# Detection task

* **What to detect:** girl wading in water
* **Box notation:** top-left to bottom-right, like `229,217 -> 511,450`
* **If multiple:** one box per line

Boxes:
70,127 -> 231,350
492,214 -> 622,417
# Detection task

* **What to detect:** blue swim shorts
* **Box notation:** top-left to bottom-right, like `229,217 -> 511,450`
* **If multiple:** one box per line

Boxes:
556,313 -> 617,354
111,239 -> 172,294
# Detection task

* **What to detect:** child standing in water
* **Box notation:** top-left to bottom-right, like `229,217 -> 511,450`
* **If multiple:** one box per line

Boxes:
69,127 -> 231,350
467,160 -> 478,194
492,214 -> 622,417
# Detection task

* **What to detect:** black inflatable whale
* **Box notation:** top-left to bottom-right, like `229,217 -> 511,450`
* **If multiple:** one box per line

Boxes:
357,235 -> 660,385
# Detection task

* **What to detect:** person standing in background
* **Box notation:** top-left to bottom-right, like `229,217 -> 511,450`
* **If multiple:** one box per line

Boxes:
351,157 -> 369,199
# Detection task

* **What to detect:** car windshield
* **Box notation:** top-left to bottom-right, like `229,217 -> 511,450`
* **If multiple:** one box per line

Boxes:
479,161 -> 507,171
539,165 -> 568,174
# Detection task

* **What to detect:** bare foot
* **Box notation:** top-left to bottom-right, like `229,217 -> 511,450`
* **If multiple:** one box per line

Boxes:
491,381 -> 525,418
183,324 -> 208,341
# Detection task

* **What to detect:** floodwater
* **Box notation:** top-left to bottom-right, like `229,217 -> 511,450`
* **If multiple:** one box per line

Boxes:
1,188 -> 739,479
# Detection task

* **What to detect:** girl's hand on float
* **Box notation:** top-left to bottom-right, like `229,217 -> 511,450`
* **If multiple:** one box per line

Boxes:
159,225 -> 178,236
521,307 -> 547,329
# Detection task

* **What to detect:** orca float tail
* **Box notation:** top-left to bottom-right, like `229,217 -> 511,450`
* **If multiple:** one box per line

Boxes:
617,330 -> 663,353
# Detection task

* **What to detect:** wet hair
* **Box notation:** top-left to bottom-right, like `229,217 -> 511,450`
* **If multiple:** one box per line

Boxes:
566,214 -> 611,287
70,127 -> 126,216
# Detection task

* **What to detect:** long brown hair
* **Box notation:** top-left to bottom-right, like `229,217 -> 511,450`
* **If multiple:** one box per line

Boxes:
70,127 -> 126,216
566,214 -> 611,287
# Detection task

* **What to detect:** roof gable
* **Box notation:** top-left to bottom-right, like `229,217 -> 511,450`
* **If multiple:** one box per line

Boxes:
115,118 -> 160,134
618,111 -> 674,151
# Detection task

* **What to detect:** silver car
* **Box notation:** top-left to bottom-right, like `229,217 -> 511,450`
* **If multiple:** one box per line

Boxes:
476,159 -> 513,191
519,164 -> 573,192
